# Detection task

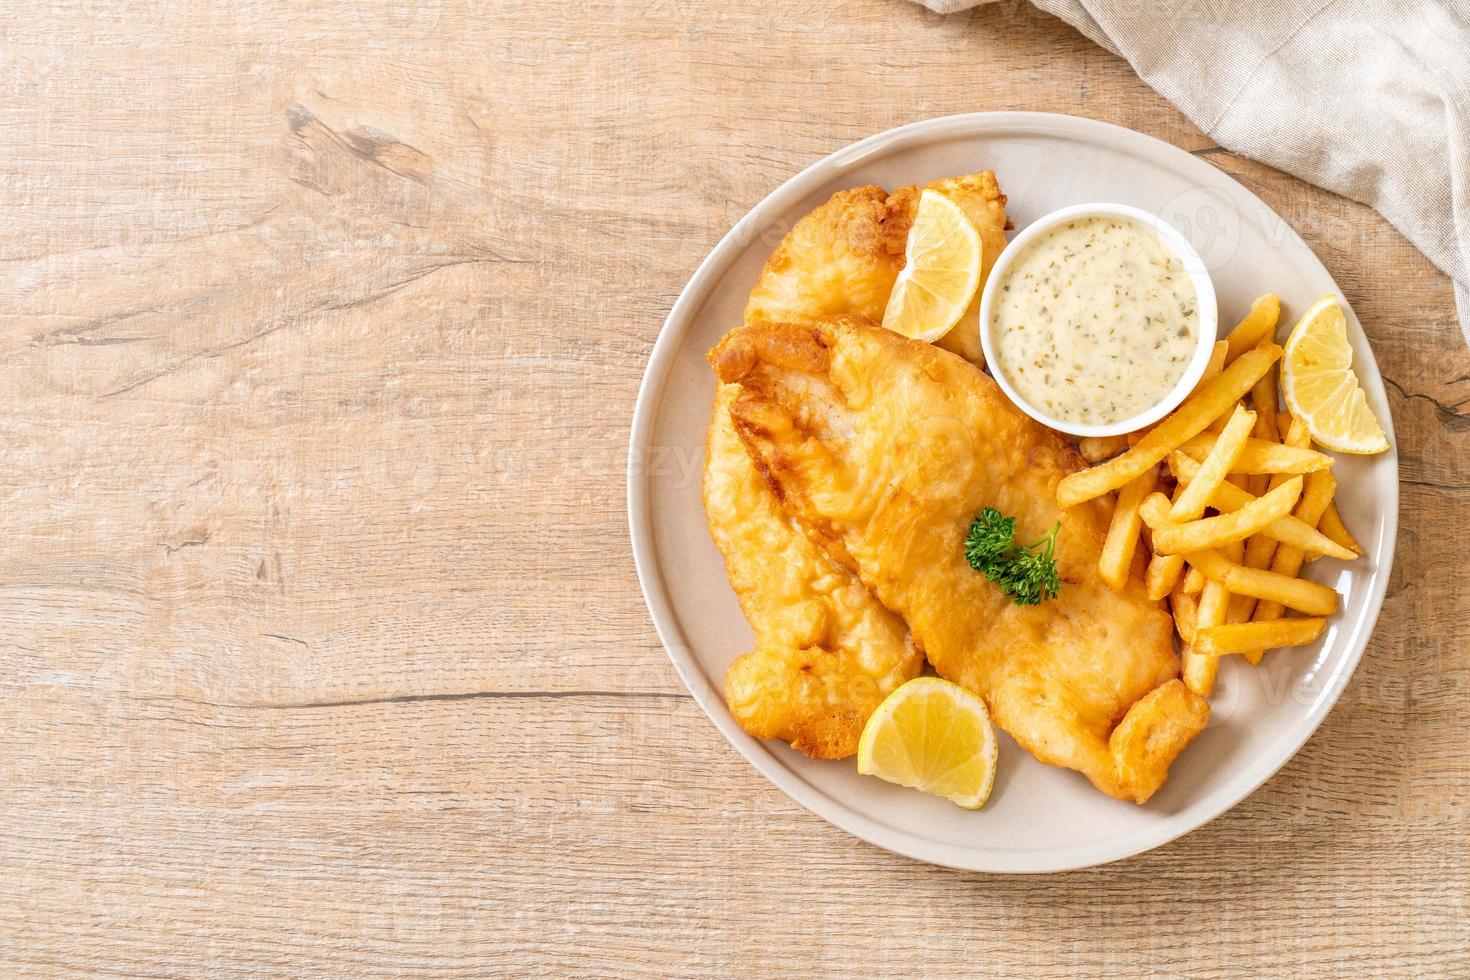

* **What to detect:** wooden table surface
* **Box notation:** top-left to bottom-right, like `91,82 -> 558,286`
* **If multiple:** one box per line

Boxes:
3,0 -> 1467,975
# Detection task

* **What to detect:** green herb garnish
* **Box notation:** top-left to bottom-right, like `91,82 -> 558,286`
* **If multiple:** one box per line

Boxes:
964,507 -> 1062,606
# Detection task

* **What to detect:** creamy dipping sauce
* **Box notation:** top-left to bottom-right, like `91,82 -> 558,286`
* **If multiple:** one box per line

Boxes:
990,216 -> 1199,426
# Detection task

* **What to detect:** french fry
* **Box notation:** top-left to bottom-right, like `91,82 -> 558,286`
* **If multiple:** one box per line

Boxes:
1181,647 -> 1218,696
1198,342 -> 1229,433
1281,413 -> 1310,449
1198,341 -> 1228,389
1298,469 -> 1339,525
1147,553 -> 1186,601
1195,617 -> 1326,656
1183,548 -> 1258,587
1055,344 -> 1282,508
1167,453 -> 1356,559
1151,476 -> 1303,555
1175,434 -> 1331,474
1250,353 -> 1281,444
1138,491 -> 1173,530
1183,576 -> 1230,696
1227,588 -> 1257,625
1222,539 -> 1254,625
1144,484 -> 1190,600
1183,549 -> 1338,616
1080,435 -> 1128,463
1255,470 -> 1337,623
1099,467 -> 1157,591
1170,406 -> 1255,521
1236,537 -> 1271,636
1223,294 -> 1281,364
1247,360 -> 1280,499
1170,590 -> 1199,645
1238,414 -> 1311,650
1182,566 -> 1205,594
1316,501 -> 1362,557
1130,531 -> 1151,582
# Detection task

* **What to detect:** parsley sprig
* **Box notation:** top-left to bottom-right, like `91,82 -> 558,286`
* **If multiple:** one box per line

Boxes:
964,507 -> 1063,606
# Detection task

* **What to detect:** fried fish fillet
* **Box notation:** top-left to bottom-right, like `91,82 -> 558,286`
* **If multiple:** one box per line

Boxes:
702,173 -> 1009,758
703,172 -> 1009,759
744,171 -> 1010,365
711,316 -> 1209,803
705,384 -> 919,758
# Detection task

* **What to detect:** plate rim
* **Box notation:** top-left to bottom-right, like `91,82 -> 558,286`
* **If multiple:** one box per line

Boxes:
627,110 -> 1399,873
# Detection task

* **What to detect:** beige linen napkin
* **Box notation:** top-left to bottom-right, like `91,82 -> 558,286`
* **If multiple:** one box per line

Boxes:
916,0 -> 1470,344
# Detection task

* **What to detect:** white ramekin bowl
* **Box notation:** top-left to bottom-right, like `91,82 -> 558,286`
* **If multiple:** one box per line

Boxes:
977,202 -> 1218,438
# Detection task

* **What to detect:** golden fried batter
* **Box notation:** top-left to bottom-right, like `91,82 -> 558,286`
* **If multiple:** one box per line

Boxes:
703,171 -> 1009,760
712,317 -> 1208,803
743,171 -> 1010,365
705,385 -> 919,758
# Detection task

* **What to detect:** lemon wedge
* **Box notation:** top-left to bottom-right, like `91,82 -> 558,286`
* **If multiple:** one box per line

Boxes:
880,190 -> 982,343
856,676 -> 998,809
1281,295 -> 1389,454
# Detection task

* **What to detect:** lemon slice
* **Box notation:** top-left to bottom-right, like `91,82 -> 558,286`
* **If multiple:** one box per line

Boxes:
1281,295 -> 1389,454
856,676 -> 998,809
880,190 -> 982,343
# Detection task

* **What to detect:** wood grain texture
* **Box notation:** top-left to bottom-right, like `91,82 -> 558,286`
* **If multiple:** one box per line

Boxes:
2,0 -> 1467,975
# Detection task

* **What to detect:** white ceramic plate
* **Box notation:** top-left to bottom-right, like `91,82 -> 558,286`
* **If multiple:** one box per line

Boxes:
628,112 -> 1398,873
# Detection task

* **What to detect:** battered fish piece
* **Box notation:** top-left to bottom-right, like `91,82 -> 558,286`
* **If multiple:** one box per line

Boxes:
712,317 -> 1209,803
744,172 -> 1011,365
705,385 -> 920,758
703,171 -> 1008,759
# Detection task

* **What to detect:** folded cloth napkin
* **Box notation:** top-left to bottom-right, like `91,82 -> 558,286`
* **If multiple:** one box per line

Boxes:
915,0 -> 1470,345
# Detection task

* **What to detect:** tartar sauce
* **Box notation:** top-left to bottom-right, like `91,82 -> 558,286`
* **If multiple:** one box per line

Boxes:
990,216 -> 1199,426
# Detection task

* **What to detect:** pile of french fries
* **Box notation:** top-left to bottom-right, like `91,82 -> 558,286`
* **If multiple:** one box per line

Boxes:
1061,294 -> 1362,698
